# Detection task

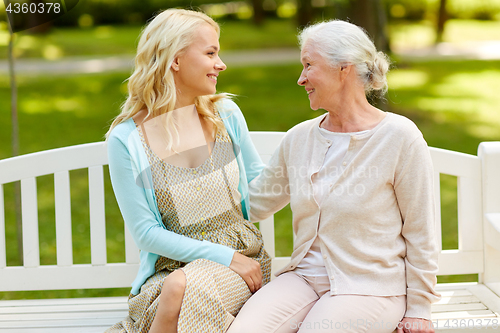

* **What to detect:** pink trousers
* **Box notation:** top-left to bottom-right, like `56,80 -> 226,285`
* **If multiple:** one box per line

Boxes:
227,271 -> 406,333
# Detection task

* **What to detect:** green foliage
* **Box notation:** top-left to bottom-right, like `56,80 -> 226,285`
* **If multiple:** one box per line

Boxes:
447,0 -> 500,20
385,0 -> 432,21
2,0 -> 500,31
385,0 -> 500,21
389,19 -> 500,52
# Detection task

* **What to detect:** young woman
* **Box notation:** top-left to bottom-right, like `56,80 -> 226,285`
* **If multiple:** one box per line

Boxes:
105,9 -> 271,333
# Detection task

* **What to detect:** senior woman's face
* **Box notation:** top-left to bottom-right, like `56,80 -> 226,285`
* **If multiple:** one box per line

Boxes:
298,42 -> 342,111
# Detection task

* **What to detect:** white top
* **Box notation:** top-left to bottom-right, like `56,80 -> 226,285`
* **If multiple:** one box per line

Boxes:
296,127 -> 369,276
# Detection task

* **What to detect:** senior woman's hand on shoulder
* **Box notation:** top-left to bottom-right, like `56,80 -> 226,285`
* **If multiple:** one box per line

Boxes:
397,317 -> 435,333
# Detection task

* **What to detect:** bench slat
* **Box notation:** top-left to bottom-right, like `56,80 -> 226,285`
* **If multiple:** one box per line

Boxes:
439,290 -> 473,297
0,184 -> 6,268
0,302 -> 128,316
271,256 -> 291,276
435,295 -> 481,305
0,264 -> 139,292
458,175 -> 483,253
0,297 -> 127,333
89,166 -> 107,266
0,296 -> 128,308
0,317 -> 126,329
21,177 -> 39,268
54,171 -> 73,266
0,302 -> 127,315
432,310 -> 497,320
429,148 -> 481,180
432,303 -> 487,312
438,251 -> 484,276
248,132 -> 285,156
259,216 -> 275,258
485,213 -> 500,253
0,326 -> 112,333
0,142 -> 108,184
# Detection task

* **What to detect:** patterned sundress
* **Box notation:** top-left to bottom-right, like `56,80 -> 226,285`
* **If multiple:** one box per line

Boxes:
106,116 -> 271,333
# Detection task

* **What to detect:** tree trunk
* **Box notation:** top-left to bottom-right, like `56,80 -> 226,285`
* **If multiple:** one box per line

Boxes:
343,0 -> 390,52
27,0 -> 53,34
347,0 -> 376,40
251,0 -> 265,26
374,0 -> 390,53
6,0 -> 23,265
297,0 -> 313,28
436,0 -> 448,43
345,0 -> 389,108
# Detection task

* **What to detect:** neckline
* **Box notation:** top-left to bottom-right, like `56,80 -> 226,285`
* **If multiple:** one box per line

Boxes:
314,112 -> 391,142
135,120 -> 220,171
318,127 -> 370,136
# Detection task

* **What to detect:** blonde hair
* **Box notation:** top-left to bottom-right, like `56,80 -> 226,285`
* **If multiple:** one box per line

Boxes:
106,8 -> 226,146
298,20 -> 390,96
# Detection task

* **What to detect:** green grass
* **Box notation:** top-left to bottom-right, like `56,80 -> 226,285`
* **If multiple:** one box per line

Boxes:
378,19 -> 500,51
0,73 -> 127,159
0,19 -> 300,60
444,19 -> 500,42
2,25 -> 142,60
387,59 -> 500,154
1,57 -> 500,299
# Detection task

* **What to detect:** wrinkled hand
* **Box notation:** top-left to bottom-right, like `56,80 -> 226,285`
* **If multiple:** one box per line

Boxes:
229,252 -> 262,293
397,318 -> 434,333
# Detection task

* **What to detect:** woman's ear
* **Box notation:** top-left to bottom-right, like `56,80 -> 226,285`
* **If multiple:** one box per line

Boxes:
340,64 -> 351,81
340,63 -> 350,72
171,57 -> 180,72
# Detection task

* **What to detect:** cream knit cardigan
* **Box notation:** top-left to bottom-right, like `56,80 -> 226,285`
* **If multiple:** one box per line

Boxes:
248,112 -> 440,320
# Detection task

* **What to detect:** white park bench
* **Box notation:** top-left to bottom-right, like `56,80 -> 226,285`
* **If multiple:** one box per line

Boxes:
0,132 -> 499,332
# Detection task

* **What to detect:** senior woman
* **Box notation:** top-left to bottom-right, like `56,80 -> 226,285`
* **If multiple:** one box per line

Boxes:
227,20 -> 440,333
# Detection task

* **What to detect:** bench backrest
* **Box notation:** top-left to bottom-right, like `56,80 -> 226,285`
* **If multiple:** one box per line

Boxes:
0,143 -> 139,292
0,132 -> 494,292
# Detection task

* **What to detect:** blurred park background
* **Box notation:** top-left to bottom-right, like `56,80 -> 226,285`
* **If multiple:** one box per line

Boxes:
1,0 -> 500,300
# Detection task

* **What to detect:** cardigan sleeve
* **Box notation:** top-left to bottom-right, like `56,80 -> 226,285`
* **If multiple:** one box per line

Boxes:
234,110 -> 265,183
394,136 -> 441,320
218,98 -> 264,182
107,129 -> 236,267
248,137 -> 291,222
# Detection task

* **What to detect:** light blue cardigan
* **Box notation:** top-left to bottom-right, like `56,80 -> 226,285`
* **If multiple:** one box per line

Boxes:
107,99 -> 264,295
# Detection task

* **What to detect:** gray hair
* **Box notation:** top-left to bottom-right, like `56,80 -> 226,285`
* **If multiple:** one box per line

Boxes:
298,20 -> 390,96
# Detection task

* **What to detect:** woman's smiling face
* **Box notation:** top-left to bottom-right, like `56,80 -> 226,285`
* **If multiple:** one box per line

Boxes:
297,42 -> 343,111
172,23 -> 227,106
